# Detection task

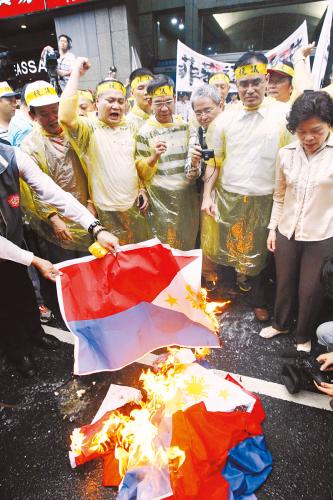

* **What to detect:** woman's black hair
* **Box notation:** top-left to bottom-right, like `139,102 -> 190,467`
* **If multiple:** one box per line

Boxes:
146,74 -> 174,96
320,256 -> 333,299
234,51 -> 268,70
287,91 -> 333,133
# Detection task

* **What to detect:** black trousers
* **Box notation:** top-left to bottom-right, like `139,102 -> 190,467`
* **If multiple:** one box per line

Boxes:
273,231 -> 333,344
0,261 -> 43,360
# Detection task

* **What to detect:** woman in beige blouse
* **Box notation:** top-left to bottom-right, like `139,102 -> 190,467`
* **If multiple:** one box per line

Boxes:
260,91 -> 333,353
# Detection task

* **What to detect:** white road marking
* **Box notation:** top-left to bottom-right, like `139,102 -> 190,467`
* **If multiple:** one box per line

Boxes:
45,326 -> 332,412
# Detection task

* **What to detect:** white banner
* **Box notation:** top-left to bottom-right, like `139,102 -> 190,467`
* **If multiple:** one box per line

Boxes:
312,0 -> 333,90
176,22 -> 309,96
176,40 -> 235,93
266,20 -> 309,68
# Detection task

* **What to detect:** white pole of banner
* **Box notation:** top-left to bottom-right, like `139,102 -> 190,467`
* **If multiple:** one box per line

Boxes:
312,0 -> 333,90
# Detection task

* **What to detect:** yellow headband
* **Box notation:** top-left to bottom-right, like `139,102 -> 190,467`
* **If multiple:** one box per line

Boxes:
25,86 -> 57,106
209,73 -> 230,85
151,85 -> 174,97
0,84 -> 14,96
235,63 -> 267,80
96,81 -> 126,97
131,75 -> 153,90
269,63 -> 294,78
78,90 -> 94,102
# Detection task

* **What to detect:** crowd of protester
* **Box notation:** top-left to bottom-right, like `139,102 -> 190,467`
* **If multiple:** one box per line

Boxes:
0,35 -> 332,402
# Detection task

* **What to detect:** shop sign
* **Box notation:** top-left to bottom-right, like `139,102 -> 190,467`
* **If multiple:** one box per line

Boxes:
0,0 -> 45,19
0,0 -> 93,18
13,57 -> 47,76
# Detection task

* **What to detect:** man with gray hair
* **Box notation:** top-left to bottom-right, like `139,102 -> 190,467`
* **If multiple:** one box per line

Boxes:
185,84 -> 222,181
184,84 -> 223,289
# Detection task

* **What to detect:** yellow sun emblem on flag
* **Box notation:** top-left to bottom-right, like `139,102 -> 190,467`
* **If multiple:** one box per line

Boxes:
184,376 -> 208,401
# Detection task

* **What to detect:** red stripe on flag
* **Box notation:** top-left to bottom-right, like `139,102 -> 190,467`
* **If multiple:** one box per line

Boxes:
60,244 -> 197,322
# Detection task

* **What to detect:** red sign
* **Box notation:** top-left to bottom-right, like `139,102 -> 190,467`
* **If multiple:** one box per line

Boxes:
0,0 -> 45,19
46,0 -> 91,8
0,0 -> 93,19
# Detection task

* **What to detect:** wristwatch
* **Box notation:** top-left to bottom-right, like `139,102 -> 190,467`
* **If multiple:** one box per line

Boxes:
88,219 -> 102,234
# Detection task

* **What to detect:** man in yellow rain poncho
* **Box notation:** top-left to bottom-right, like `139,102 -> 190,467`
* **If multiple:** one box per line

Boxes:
126,68 -> 153,134
135,75 -> 199,251
202,52 -> 293,321
58,57 -> 149,245
21,80 -> 93,257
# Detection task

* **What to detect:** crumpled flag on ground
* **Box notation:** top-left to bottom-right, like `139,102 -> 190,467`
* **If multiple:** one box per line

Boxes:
69,354 -> 272,499
56,239 -> 220,375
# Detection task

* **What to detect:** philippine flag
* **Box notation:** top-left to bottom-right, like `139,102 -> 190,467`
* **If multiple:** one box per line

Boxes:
56,239 -> 220,375
69,353 -> 273,499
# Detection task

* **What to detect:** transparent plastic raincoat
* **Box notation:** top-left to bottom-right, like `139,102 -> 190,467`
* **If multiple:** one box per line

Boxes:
59,95 -> 149,245
20,124 -> 92,251
202,98 -> 292,276
135,116 -> 199,250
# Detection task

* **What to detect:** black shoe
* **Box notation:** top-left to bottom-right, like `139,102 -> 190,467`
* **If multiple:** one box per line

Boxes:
281,363 -> 302,394
33,334 -> 61,350
12,355 -> 36,378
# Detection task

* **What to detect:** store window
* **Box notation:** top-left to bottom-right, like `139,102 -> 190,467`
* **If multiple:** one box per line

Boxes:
156,10 -> 185,60
202,1 -> 328,56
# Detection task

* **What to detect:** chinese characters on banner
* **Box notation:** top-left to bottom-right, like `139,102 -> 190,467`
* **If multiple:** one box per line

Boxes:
265,20 -> 309,69
0,0 -> 92,18
176,21 -> 310,97
176,40 -> 235,94
312,0 -> 333,90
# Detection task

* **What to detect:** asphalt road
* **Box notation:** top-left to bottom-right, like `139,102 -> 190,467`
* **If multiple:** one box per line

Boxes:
1,301 -> 333,500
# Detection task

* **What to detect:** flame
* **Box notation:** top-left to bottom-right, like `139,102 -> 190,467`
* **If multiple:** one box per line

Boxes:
70,428 -> 86,456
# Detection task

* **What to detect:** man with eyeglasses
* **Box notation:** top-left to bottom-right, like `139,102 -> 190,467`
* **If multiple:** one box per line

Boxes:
184,84 -> 223,283
267,44 -> 314,104
185,84 -> 222,180
135,74 -> 199,250
202,51 -> 293,321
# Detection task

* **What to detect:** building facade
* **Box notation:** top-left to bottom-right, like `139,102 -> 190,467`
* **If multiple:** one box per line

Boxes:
138,0 -> 332,81
0,0 -> 141,89
0,0 -> 331,89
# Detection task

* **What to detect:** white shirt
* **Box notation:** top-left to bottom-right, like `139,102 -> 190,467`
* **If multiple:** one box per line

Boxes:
0,148 -> 95,266
268,134 -> 333,241
207,98 -> 292,196
176,100 -> 191,122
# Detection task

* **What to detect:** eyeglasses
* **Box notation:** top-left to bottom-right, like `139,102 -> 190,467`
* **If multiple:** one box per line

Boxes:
194,107 -> 215,117
237,77 -> 264,89
153,99 -> 174,108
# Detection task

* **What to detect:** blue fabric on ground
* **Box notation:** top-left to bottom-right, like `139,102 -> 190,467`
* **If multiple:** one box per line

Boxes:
222,435 -> 272,500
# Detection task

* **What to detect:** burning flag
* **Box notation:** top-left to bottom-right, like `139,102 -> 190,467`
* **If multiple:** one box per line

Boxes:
69,349 -> 272,499
56,239 -> 221,375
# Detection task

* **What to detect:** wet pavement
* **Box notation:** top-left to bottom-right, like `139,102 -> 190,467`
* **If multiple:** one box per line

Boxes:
1,300 -> 333,500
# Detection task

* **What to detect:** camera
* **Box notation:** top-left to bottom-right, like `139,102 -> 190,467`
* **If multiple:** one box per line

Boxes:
45,49 -> 59,77
281,354 -> 333,394
201,149 -> 214,161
